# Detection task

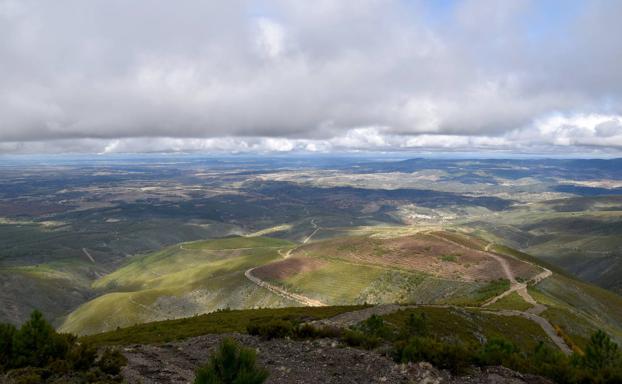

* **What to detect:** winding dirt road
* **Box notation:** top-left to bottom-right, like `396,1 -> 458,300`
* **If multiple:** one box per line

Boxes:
424,233 -> 570,354
243,228 -> 572,354
245,218 -> 326,307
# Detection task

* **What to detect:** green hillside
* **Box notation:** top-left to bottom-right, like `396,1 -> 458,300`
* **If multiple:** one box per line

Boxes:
60,237 -> 297,335
61,229 -> 622,350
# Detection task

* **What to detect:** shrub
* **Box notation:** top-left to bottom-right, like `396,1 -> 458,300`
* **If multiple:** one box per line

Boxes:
530,342 -> 575,384
357,315 -> 393,340
97,348 -> 128,375
67,342 -> 98,371
478,338 -> 521,367
293,323 -> 320,339
294,323 -> 342,340
394,337 -> 475,374
246,319 -> 294,340
194,338 -> 268,384
400,312 -> 428,338
341,329 -> 381,350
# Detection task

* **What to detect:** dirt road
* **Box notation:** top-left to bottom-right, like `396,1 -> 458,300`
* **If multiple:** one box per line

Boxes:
428,234 -> 570,354
244,267 -> 326,307
245,219 -> 324,306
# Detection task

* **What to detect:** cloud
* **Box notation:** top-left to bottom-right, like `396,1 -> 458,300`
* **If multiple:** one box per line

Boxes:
0,0 -> 621,154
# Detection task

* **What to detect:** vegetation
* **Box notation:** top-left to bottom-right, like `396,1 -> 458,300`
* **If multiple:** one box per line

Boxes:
194,338 -> 268,384
0,310 -> 126,383
240,307 -> 622,383
81,306 -> 367,346
487,291 -> 533,311
62,237 -> 298,335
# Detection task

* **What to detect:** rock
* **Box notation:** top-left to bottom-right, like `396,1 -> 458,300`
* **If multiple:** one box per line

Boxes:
120,333 -> 552,384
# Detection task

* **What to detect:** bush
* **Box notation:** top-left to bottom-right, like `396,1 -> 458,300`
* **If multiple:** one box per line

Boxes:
246,319 -> 294,340
293,323 -> 341,339
400,313 -> 428,338
97,348 -> 128,375
341,329 -> 381,350
67,342 -> 98,371
194,338 -> 268,384
530,342 -> 575,384
478,338 -> 522,368
356,315 -> 394,340
394,336 -> 475,374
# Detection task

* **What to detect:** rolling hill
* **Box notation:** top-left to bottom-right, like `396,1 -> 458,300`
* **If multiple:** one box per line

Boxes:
61,228 -> 622,351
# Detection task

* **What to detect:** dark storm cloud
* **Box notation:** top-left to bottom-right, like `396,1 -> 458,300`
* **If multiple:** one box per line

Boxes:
0,0 -> 621,153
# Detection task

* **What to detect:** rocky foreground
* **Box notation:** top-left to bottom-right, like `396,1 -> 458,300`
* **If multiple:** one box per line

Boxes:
121,333 -> 551,384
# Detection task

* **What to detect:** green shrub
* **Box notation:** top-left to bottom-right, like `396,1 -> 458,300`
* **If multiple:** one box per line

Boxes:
357,315 -> 393,340
293,323 -> 320,339
294,323 -> 342,340
67,342 -> 98,371
341,329 -> 381,350
394,336 -> 474,374
246,319 -> 294,340
478,338 -> 522,367
97,348 -> 128,375
194,338 -> 268,384
530,342 -> 575,384
399,312 -> 428,338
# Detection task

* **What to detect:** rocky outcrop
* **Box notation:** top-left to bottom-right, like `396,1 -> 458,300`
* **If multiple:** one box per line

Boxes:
120,333 -> 551,384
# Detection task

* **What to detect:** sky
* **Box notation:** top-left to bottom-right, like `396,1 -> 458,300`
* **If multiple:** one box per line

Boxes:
1,0 -> 621,155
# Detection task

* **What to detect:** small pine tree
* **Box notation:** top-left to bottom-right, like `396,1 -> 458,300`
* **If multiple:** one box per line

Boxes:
582,330 -> 621,371
12,310 -> 69,368
194,338 -> 268,384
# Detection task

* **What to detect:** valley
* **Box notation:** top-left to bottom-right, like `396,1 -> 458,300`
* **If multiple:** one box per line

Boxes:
2,155 -> 622,352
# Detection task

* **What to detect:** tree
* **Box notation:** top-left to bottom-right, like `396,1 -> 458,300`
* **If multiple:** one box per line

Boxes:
12,310 -> 69,368
194,338 -> 268,384
582,330 -> 621,371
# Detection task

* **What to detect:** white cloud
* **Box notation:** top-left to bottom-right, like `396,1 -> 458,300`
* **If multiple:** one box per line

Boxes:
254,18 -> 286,59
0,0 -> 621,154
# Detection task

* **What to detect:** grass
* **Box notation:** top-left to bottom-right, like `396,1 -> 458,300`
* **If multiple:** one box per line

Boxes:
382,306 -> 555,352
61,237 -> 298,335
265,255 -> 488,306
273,258 -> 386,304
182,236 -> 292,250
80,305 -> 368,346
530,274 -> 622,344
491,244 -> 572,278
487,292 -> 533,311
445,279 -> 510,306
